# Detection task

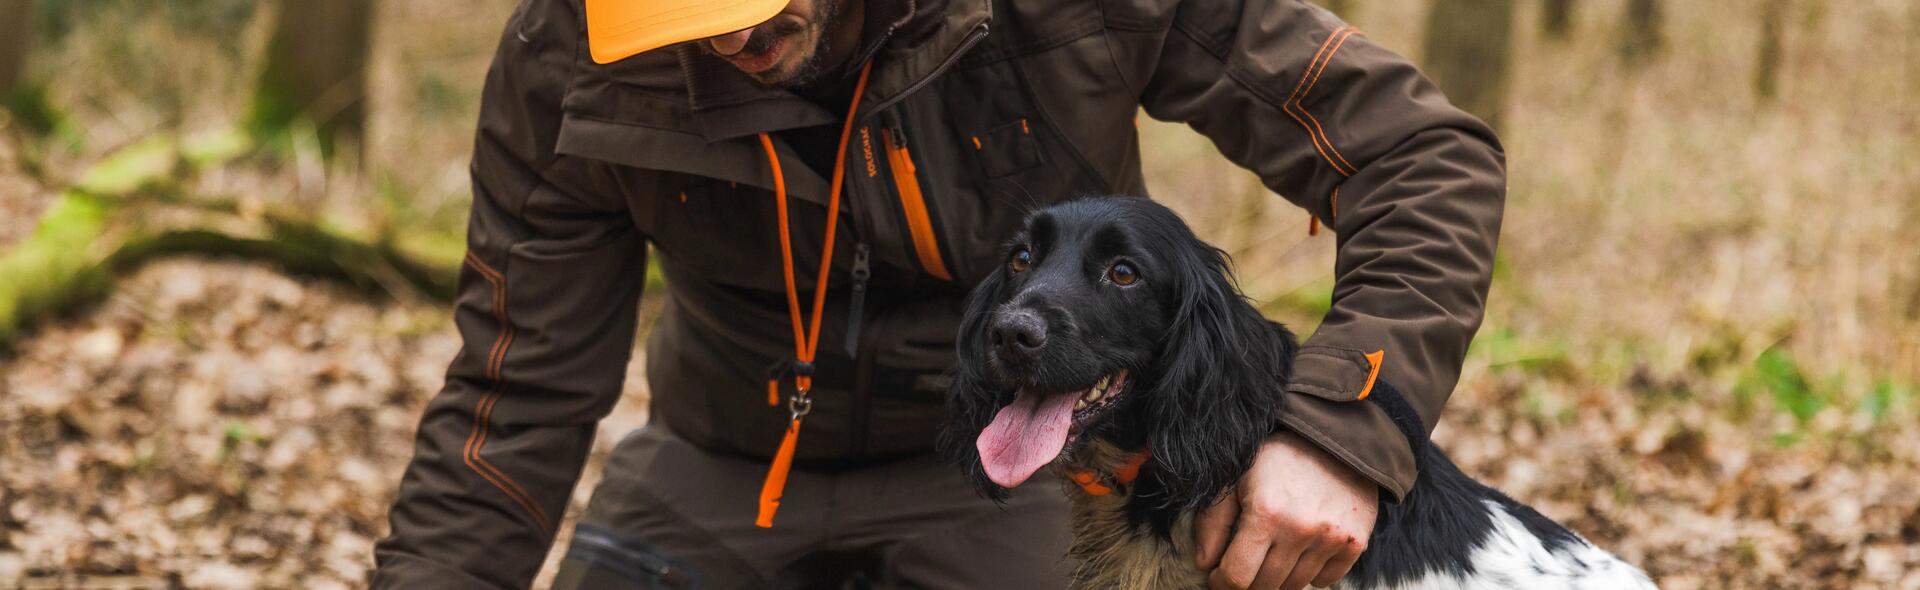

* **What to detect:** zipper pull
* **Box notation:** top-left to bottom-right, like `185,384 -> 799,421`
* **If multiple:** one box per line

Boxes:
844,242 -> 871,358
882,110 -> 910,152
888,124 -> 909,149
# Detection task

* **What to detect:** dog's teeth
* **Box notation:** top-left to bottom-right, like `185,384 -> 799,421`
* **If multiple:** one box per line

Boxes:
1093,375 -> 1110,392
1075,399 -> 1088,410
1083,388 -> 1101,402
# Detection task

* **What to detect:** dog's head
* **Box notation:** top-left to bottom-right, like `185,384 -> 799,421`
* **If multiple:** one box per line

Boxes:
940,196 -> 1296,518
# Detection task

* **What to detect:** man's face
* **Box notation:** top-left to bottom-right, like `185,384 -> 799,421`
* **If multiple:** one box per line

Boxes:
701,0 -> 854,87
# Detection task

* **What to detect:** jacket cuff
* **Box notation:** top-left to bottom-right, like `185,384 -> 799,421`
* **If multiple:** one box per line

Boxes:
1279,345 -> 1421,501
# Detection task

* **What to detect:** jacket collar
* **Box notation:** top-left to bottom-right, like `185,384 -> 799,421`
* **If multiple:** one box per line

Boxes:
679,0 -> 991,142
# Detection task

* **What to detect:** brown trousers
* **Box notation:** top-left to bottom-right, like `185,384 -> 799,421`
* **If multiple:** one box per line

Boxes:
550,426 -> 1074,589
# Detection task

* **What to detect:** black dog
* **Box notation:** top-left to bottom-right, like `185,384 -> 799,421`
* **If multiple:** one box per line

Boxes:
939,197 -> 1654,589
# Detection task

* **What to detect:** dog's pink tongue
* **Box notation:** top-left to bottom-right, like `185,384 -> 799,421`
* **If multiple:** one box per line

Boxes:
977,390 -> 1078,488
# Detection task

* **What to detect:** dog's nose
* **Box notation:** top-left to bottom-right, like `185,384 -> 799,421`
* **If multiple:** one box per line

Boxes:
990,310 -> 1048,360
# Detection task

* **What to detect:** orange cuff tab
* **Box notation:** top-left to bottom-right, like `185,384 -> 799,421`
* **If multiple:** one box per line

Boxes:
756,419 -> 803,528
1356,350 -> 1385,400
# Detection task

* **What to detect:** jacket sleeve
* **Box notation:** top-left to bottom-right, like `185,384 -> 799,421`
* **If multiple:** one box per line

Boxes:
1130,0 -> 1505,500
371,151 -> 648,588
371,149 -> 648,588
370,5 -> 651,582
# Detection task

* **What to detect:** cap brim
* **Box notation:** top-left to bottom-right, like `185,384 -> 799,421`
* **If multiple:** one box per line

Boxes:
585,0 -> 791,64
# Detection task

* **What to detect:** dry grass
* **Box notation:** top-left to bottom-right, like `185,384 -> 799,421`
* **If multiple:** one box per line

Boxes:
2,0 -> 1918,587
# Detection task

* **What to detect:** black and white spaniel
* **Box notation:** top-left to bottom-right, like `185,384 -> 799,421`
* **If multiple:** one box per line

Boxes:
939,196 -> 1656,589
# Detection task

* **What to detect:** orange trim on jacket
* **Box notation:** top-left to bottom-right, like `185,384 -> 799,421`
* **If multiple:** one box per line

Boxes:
461,252 -> 554,533
1283,27 -> 1362,177
1356,349 -> 1386,401
881,128 -> 954,280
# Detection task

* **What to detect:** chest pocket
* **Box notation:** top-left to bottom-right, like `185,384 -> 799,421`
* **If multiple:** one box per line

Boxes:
879,60 -> 1107,284
973,116 -> 1047,178
647,177 -> 835,293
861,107 -> 961,283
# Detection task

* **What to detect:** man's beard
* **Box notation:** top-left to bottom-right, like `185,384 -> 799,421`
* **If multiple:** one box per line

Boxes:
716,0 -> 843,88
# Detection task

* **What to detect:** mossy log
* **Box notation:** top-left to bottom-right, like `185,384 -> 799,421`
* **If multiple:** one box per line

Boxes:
0,136 -> 461,348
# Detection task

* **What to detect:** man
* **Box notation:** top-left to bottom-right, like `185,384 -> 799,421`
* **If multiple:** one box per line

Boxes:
372,0 -> 1504,588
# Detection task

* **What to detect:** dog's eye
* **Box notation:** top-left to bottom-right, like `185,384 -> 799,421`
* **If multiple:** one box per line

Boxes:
1009,247 -> 1033,273
1107,262 -> 1139,286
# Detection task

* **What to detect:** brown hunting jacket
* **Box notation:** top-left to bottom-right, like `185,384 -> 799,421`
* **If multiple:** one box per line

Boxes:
374,0 -> 1505,586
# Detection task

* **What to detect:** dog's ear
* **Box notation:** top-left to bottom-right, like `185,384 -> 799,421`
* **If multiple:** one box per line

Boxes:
1136,245 -> 1294,519
939,266 -> 1014,501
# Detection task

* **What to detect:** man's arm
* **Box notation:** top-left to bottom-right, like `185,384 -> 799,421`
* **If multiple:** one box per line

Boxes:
1123,1 -> 1504,587
372,147 -> 648,588
1131,0 -> 1504,505
372,2 -> 660,584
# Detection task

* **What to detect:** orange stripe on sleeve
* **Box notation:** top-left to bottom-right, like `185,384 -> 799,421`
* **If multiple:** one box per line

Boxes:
459,253 -> 554,533
1281,28 -> 1355,177
1296,28 -> 1362,175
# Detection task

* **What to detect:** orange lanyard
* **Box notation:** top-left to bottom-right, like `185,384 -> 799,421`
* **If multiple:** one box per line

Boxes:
754,60 -> 874,528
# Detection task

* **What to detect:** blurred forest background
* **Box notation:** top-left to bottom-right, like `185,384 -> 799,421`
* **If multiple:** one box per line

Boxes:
0,0 -> 1916,588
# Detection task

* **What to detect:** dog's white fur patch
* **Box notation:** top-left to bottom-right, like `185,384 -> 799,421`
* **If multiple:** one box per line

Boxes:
1354,500 -> 1656,590
1058,443 -> 1657,590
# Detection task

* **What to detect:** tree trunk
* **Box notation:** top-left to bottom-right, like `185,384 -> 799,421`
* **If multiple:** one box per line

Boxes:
1422,0 -> 1516,130
1323,0 -> 1358,20
246,0 -> 374,157
1619,0 -> 1663,65
1542,0 -> 1575,40
1754,0 -> 1785,102
0,0 -> 32,100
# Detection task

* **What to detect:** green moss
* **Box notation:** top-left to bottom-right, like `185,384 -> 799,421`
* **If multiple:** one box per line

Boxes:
74,135 -> 177,195
3,83 -> 78,142
1745,346 -> 1826,425
1865,379 -> 1912,423
1471,328 -> 1577,379
0,191 -> 114,346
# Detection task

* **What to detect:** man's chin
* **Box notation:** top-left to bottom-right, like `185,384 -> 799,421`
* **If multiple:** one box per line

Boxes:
736,35 -> 829,87
744,65 -> 802,86
754,61 -> 836,89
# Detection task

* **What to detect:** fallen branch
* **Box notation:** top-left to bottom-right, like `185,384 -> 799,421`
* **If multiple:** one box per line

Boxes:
0,134 -> 461,348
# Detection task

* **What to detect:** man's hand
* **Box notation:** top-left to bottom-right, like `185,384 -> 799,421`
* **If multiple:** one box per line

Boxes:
1194,431 -> 1379,590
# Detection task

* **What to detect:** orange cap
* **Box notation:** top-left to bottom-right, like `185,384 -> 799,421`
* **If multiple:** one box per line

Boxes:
584,0 -> 791,64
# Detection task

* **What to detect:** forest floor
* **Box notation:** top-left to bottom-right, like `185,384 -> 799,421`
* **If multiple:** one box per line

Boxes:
2,257 -> 1916,590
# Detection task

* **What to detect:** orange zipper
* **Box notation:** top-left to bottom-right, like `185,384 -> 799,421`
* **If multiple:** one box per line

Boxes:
879,126 -> 953,280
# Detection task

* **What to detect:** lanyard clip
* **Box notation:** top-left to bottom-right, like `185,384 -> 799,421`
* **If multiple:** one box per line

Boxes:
790,360 -> 815,419
788,395 -> 814,421
768,359 -> 817,419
